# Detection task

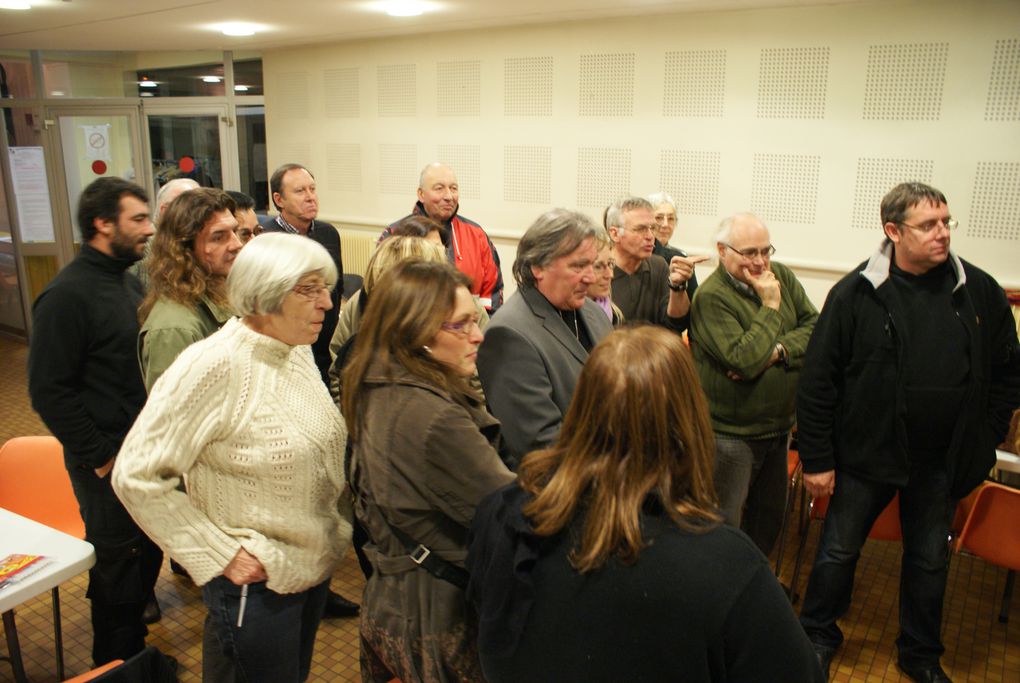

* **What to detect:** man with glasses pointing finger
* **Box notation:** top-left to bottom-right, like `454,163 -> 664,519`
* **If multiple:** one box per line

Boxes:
691,212 -> 818,560
796,182 -> 1020,683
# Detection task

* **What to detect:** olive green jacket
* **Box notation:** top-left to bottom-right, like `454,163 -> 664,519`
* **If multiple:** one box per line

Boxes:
690,262 -> 818,437
139,296 -> 234,392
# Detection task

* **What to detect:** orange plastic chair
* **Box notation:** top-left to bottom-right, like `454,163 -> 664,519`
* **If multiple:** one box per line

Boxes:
954,482 -> 1020,623
0,436 -> 84,681
62,659 -> 123,682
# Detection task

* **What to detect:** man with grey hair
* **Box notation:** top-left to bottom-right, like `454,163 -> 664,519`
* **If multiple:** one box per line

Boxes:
477,209 -> 612,468
130,177 -> 200,287
608,196 -> 704,332
382,162 -> 503,311
690,212 -> 817,559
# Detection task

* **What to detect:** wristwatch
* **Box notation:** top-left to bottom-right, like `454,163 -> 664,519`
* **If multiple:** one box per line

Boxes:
667,278 -> 686,292
775,343 -> 789,367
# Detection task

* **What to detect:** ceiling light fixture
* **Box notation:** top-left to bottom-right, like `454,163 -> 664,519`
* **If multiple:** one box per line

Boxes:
138,79 -> 158,88
0,1 -> 33,10
234,85 -> 249,92
220,22 -> 257,37
384,1 -> 425,17
202,76 -> 222,83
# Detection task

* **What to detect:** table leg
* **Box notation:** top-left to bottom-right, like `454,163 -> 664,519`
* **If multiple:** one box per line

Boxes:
52,587 -> 64,680
2,609 -> 29,683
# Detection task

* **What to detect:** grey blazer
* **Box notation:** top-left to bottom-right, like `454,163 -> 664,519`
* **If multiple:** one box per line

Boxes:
477,287 -> 612,468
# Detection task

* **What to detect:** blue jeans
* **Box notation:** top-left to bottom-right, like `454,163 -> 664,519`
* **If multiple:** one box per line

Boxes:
798,465 -> 955,667
202,576 -> 329,682
713,433 -> 791,556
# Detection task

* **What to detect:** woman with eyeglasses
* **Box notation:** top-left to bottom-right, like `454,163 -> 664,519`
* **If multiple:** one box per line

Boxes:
342,260 -> 515,683
587,234 -> 624,326
114,233 -> 352,682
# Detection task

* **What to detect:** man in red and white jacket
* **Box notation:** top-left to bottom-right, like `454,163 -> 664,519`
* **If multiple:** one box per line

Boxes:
381,162 -> 504,312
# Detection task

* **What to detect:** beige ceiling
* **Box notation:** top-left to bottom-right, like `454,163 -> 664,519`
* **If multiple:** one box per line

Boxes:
0,0 -> 872,52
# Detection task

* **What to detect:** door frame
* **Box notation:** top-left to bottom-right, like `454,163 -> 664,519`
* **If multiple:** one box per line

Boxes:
141,101 -> 240,194
42,101 -> 149,266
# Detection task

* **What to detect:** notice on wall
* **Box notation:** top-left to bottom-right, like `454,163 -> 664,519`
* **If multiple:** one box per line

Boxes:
8,146 -> 56,243
82,124 -> 111,161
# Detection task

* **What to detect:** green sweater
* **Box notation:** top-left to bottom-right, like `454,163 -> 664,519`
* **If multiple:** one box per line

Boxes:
690,262 -> 818,437
139,296 -> 234,392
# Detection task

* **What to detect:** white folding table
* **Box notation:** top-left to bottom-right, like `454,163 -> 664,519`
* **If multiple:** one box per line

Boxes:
1,507 -> 95,683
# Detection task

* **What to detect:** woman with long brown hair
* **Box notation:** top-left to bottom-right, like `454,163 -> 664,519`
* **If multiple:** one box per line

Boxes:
342,260 -> 514,682
467,325 -> 823,683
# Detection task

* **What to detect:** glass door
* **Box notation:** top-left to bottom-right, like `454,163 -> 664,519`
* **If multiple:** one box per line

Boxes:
142,103 -> 237,197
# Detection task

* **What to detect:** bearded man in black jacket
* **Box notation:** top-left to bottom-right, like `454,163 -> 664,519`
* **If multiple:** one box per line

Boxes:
28,177 -> 164,666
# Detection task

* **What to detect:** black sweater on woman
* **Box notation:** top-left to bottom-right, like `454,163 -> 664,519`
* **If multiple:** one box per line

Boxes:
467,484 -> 824,683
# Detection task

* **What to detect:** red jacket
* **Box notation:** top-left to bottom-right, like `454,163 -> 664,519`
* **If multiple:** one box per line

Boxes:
384,203 -> 504,311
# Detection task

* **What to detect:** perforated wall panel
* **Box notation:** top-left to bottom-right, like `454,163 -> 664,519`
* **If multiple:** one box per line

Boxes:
862,43 -> 948,121
377,64 -> 416,117
378,144 -> 418,195
577,147 -> 631,208
504,146 -> 552,204
273,72 -> 310,119
436,61 -> 481,117
323,68 -> 360,118
757,47 -> 829,119
985,38 -> 1020,122
326,143 -> 361,192
850,158 -> 935,230
659,150 -> 721,216
504,56 -> 553,117
437,144 -> 480,199
279,143 -> 312,170
579,53 -> 634,117
751,153 -> 820,224
663,50 -> 726,118
968,162 -> 1020,241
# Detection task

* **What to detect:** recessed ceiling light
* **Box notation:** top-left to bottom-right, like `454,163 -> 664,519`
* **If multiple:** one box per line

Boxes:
220,22 -> 257,36
49,90 -> 65,97
140,92 -> 155,98
384,1 -> 425,17
0,1 -> 33,11
234,85 -> 249,92
202,76 -> 222,83
138,80 -> 158,88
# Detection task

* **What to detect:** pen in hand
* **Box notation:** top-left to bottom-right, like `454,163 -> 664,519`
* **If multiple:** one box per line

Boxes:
237,584 -> 248,628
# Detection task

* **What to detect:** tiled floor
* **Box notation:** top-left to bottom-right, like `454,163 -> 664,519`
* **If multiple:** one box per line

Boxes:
2,334 -> 1018,682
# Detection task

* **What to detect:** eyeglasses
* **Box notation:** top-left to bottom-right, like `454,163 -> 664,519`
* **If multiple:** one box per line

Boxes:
593,260 -> 616,274
626,225 -> 656,236
899,218 -> 959,234
440,318 -> 481,337
291,283 -> 331,300
723,243 -> 776,259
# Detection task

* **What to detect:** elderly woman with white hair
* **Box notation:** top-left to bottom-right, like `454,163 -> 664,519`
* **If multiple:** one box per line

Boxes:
113,233 -> 352,683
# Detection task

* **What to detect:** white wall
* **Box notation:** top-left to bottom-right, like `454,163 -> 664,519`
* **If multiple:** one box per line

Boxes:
263,0 -> 1020,306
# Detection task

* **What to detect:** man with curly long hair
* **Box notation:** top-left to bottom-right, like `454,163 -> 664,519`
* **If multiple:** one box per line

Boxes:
137,188 -> 243,391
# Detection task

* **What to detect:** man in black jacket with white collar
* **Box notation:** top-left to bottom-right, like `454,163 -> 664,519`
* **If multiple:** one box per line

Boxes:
797,182 -> 1020,683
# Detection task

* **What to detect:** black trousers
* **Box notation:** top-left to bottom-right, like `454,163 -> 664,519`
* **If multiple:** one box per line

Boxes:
67,465 -> 164,666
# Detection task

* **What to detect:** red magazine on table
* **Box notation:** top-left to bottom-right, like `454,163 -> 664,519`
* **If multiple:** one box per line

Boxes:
0,553 -> 52,591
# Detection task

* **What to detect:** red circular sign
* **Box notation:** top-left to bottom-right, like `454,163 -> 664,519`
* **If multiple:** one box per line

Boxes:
179,156 -> 196,173
91,160 -> 107,175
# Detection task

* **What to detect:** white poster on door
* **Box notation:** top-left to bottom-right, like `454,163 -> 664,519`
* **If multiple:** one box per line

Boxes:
82,124 -> 111,161
7,146 -> 56,243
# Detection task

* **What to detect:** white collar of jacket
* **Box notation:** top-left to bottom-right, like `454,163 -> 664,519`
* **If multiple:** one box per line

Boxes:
859,238 -> 966,293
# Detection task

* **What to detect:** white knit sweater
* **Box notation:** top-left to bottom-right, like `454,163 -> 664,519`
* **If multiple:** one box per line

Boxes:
113,317 -> 351,594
